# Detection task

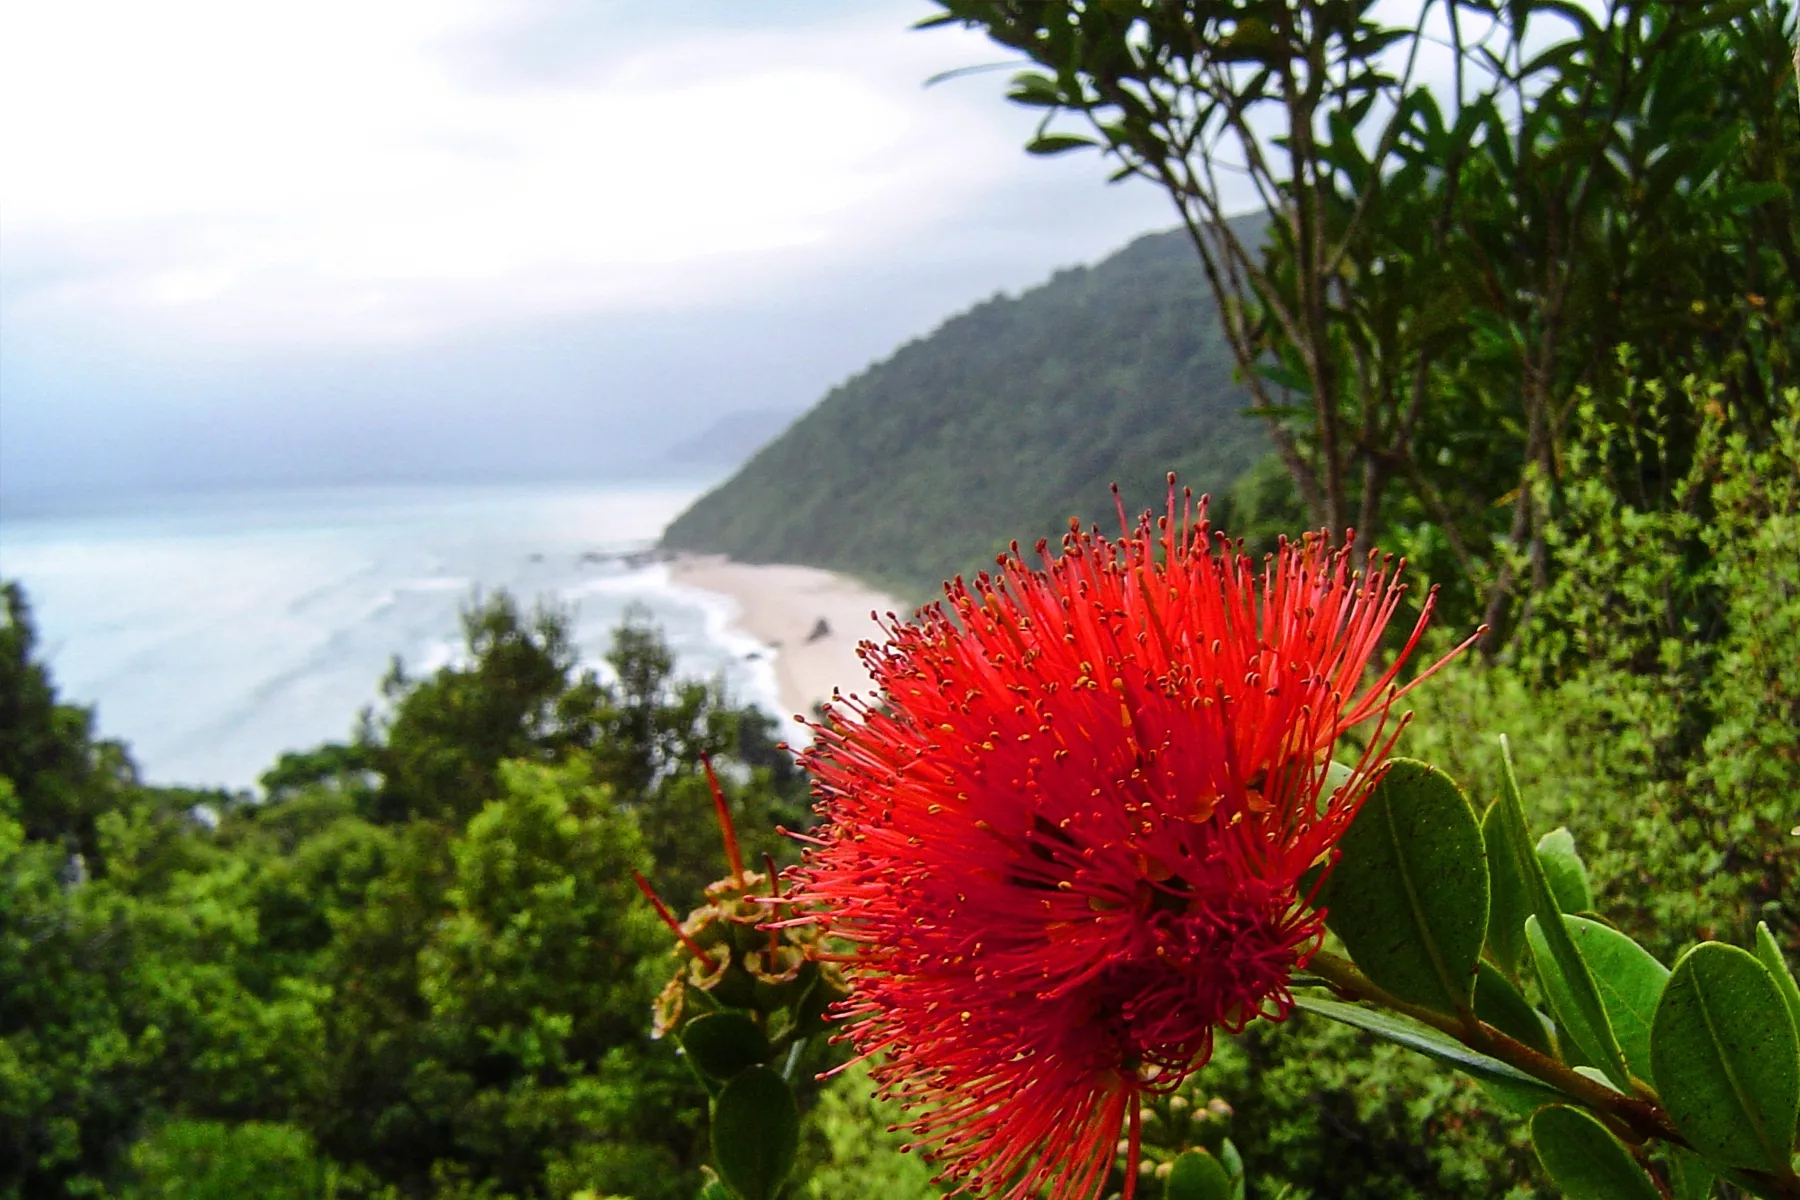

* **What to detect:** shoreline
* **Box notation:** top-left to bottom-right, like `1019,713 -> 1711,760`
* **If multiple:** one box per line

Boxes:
665,554 -> 908,726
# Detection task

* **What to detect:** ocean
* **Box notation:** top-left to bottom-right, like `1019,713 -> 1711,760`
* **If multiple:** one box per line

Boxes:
0,481 -> 778,791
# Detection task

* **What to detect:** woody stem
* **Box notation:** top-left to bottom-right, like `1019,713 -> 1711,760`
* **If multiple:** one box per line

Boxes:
1307,952 -> 1668,1132
1304,951 -> 1800,1200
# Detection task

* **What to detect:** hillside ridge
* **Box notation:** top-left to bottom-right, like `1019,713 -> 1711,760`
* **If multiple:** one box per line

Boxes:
661,221 -> 1267,599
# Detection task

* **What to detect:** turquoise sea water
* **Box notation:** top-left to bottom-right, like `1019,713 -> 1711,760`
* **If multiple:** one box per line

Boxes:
0,481 -> 778,790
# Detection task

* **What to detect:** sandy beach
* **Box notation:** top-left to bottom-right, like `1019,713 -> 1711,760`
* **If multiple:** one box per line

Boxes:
667,555 -> 911,724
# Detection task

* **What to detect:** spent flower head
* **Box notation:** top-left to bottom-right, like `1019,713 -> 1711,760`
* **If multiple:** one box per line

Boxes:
635,759 -> 845,1045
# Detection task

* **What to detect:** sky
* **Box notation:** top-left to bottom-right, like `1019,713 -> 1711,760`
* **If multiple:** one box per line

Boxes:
0,0 -> 1185,504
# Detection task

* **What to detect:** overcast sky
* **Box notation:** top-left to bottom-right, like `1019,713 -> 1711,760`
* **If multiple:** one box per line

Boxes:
0,0 -> 1192,503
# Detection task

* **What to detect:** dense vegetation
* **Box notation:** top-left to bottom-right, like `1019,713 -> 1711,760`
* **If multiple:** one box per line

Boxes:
712,0 -> 1797,1193
933,0 -> 1798,651
746,368 -> 1800,1200
6,0 -> 1798,1195
1,585 -> 813,1200
660,218 -> 1268,599
10,374 -> 1797,1196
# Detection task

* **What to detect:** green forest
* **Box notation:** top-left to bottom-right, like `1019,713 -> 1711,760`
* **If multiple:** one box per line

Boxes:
7,0 -> 1800,1197
2,585 -> 819,1199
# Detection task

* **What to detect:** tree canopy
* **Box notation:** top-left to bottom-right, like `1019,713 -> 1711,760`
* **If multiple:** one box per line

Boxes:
1,590 -> 810,1200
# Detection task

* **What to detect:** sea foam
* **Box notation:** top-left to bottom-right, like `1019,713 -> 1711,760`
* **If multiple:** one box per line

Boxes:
0,480 -> 774,790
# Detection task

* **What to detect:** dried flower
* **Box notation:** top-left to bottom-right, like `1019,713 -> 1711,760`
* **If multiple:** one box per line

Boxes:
635,759 -> 846,1044
792,488 -> 1469,1198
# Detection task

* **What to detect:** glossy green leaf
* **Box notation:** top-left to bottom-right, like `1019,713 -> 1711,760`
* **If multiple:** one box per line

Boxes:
1753,921 -> 1800,1040
1319,760 -> 1487,1017
1165,1148 -> 1232,1200
1483,800 -> 1530,980
1293,993 -> 1565,1106
1476,1076 -> 1560,1119
1650,942 -> 1800,1172
1320,758 -> 1354,812
1572,1066 -> 1623,1094
1497,739 -> 1632,1091
790,961 -> 846,1040
1529,1105 -> 1663,1200
1217,1138 -> 1245,1200
1663,1147 -> 1714,1200
1475,960 -> 1553,1056
680,1011 -> 771,1082
1527,914 -> 1667,1080
711,1066 -> 799,1200
1536,828 -> 1594,913
1526,917 -> 1606,1067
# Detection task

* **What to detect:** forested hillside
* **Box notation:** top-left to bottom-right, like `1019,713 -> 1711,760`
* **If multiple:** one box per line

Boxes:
660,220 -> 1267,598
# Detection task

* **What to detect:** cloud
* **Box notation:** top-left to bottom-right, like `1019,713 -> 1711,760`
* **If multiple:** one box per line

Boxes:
0,0 -> 1190,502
0,0 -> 1084,350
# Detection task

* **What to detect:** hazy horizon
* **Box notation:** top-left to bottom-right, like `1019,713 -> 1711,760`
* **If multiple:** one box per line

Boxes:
1,0 -> 1190,505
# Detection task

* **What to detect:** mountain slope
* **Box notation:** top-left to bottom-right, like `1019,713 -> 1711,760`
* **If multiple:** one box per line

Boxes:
661,224 -> 1267,599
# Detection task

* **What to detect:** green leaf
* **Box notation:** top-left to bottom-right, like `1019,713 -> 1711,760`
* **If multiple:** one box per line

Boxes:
1676,0 -> 1757,26
1165,1148 -> 1232,1200
1699,180 -> 1789,214
1574,919 -> 1668,1081
680,1012 -> 771,1083
1497,739 -> 1633,1091
1573,1066 -> 1623,1094
1528,915 -> 1668,1080
1529,1105 -> 1663,1200
1321,758 -> 1355,810
1293,993 -> 1565,1106
1217,1138 -> 1245,1200
1004,70 -> 1063,106
922,61 -> 1015,89
1475,960 -> 1554,1056
1319,760 -> 1487,1017
1483,801 -> 1530,980
1477,1077 -> 1561,1119
1536,828 -> 1594,913
1025,133 -> 1096,155
789,964 -> 844,1040
1650,942 -> 1800,1172
1527,918 -> 1607,1067
1663,1147 -> 1714,1200
711,1066 -> 799,1200
1753,921 -> 1800,1039
1248,359 -> 1314,396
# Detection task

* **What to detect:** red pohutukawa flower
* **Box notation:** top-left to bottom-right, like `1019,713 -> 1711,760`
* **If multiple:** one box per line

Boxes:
790,488 -> 1473,1199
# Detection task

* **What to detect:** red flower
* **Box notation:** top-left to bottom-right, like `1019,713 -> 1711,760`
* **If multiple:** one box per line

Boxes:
792,488 -> 1470,1199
